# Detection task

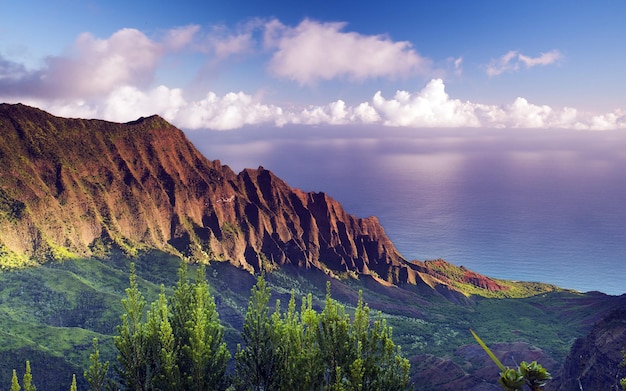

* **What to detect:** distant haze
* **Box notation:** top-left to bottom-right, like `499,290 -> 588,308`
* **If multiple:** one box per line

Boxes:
187,126 -> 626,295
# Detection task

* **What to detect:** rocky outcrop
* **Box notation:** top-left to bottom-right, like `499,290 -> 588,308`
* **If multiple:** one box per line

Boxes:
0,103 -> 424,283
549,306 -> 626,391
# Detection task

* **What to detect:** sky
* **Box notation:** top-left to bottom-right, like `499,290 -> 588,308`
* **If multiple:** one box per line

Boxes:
1,0 -> 626,131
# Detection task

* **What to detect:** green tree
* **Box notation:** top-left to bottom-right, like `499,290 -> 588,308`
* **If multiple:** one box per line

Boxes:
236,278 -> 410,391
276,292 -> 324,391
351,292 -> 410,391
315,284 -> 409,391
11,369 -> 20,391
114,263 -> 149,391
69,374 -> 77,391
113,262 -> 230,391
84,338 -> 110,391
169,262 -> 195,385
145,285 -> 179,391
22,361 -> 35,391
183,267 -> 230,390
235,274 -> 283,391
169,264 -> 230,390
318,283 -> 354,390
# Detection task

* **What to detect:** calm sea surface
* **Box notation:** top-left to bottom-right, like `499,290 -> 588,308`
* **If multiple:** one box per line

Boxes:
186,126 -> 626,295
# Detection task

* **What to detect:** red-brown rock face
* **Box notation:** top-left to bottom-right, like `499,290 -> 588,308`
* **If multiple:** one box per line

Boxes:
0,103 -> 413,280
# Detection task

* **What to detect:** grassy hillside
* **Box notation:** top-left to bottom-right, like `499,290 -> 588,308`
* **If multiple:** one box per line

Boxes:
1,253 -> 624,390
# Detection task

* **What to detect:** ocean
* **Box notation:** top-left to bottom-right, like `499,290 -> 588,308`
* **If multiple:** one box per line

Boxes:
186,126 -> 626,295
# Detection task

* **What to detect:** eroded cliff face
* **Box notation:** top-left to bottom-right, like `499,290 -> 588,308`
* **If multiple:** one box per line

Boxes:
549,306 -> 626,391
0,103 -> 421,282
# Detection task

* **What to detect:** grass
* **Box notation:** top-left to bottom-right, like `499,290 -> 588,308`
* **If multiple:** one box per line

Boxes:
0,253 -> 624,390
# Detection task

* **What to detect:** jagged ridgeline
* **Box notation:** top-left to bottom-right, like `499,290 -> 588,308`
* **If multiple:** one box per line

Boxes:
0,103 -> 417,279
3,103 -> 626,391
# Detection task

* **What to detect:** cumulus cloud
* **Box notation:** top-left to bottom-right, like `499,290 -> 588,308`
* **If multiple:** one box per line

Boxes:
1,25 -> 624,131
0,28 -> 163,100
372,79 -> 481,127
487,49 -> 561,76
0,24 -> 256,102
175,91 -> 284,130
5,78 -> 626,131
266,19 -> 432,85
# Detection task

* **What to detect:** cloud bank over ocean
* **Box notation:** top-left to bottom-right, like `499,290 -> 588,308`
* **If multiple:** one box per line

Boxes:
1,22 -> 625,131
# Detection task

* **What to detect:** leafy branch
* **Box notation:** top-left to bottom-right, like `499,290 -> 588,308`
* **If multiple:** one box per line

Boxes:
470,329 -> 551,391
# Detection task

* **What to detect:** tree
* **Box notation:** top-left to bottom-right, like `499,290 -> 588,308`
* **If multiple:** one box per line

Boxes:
84,337 -> 110,391
113,262 -> 230,391
351,292 -> 410,391
114,263 -> 149,390
11,369 -> 20,391
110,263 -> 410,390
235,274 -> 283,391
275,292 -> 324,391
23,361 -> 35,391
145,286 -> 179,391
316,284 -> 410,391
183,267 -> 230,390
317,283 -> 354,390
169,262 -> 195,386
69,374 -> 77,391
235,278 -> 411,391
169,264 -> 230,390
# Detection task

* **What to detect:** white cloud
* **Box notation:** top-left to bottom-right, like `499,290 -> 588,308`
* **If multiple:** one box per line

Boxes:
103,85 -> 186,122
0,25 -> 623,131
487,50 -> 520,76
453,57 -> 463,76
175,91 -> 284,130
518,50 -> 562,67
371,79 -> 481,127
7,78 -> 626,131
487,49 -> 562,76
45,29 -> 162,98
163,25 -> 201,51
212,33 -> 254,59
266,19 -> 432,85
0,28 -> 163,100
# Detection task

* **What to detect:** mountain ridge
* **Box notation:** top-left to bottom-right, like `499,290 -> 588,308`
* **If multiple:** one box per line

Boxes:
0,103 -> 436,289
2,103 -> 626,390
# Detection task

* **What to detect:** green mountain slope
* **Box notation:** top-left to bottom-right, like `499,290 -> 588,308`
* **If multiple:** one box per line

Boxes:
2,253 -> 625,390
1,103 -> 625,390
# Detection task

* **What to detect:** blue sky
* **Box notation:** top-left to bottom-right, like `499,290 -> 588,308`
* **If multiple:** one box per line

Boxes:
1,0 -> 626,130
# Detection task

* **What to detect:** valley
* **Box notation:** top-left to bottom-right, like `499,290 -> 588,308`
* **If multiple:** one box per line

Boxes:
1,103 -> 625,390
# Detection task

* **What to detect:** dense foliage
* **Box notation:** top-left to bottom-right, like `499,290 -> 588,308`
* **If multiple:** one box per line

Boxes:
8,263 -> 410,390
234,276 -> 410,391
114,263 -> 230,390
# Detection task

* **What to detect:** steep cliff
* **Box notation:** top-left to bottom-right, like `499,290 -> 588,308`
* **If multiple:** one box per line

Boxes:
549,306 -> 626,391
0,103 -> 422,283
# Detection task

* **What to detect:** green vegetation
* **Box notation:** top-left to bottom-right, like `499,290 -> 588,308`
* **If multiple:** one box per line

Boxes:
113,262 -> 231,390
0,188 -> 25,223
235,276 -> 410,390
84,338 -> 110,391
471,329 -> 551,390
0,253 -> 625,390
10,361 -> 36,391
420,259 -> 565,299
6,262 -> 410,390
0,243 -> 34,270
